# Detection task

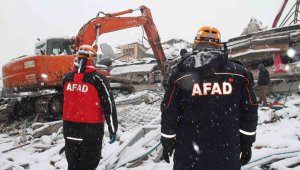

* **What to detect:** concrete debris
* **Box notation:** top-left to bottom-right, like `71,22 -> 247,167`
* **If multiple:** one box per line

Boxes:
31,121 -> 62,138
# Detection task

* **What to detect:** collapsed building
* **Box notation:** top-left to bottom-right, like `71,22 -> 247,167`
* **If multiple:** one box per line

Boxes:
228,19 -> 300,93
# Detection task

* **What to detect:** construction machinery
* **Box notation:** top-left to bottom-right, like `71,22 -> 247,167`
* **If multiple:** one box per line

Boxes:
228,0 -> 300,93
0,6 -> 166,120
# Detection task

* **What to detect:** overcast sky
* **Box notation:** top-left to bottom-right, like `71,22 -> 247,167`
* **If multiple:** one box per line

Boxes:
0,0 -> 289,69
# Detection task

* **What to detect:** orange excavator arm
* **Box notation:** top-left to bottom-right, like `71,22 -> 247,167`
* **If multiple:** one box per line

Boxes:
72,6 -> 168,81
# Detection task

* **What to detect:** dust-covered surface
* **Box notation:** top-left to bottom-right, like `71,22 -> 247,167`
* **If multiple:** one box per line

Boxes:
0,91 -> 299,170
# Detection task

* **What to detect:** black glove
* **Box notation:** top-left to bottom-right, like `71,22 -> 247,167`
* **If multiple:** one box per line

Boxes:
109,133 -> 116,144
161,136 -> 176,163
240,147 -> 252,165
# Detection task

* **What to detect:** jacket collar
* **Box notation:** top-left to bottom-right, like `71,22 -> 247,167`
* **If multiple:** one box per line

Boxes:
73,59 -> 97,73
178,49 -> 228,76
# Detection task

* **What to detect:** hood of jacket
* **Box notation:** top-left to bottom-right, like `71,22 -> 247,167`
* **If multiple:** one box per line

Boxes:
177,49 -> 228,76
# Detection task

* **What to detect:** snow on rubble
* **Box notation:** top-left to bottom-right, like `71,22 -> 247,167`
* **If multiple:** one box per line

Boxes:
0,91 -> 299,170
110,63 -> 157,75
146,39 -> 193,60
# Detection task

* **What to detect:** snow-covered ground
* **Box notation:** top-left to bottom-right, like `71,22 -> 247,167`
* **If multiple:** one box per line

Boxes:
0,91 -> 300,170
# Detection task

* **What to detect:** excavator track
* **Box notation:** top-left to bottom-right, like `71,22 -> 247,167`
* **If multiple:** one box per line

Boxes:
0,98 -> 17,122
0,91 -> 63,122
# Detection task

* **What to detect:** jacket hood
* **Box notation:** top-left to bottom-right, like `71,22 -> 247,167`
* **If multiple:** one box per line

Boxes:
177,49 -> 228,76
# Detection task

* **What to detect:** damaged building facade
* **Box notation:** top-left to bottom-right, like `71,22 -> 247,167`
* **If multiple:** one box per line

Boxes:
111,43 -> 163,86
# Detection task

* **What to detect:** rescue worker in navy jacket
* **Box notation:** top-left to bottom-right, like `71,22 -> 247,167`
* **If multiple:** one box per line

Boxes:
160,26 -> 258,170
63,45 -> 118,170
257,63 -> 270,106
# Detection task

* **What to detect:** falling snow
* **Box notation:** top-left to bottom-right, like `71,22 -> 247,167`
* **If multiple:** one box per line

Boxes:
0,91 -> 299,169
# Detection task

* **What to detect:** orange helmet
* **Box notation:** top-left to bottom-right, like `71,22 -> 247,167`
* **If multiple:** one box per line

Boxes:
194,26 -> 221,47
76,45 -> 97,59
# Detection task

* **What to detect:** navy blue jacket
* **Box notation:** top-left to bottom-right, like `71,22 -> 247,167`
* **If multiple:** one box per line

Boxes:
161,50 -> 258,170
258,67 -> 270,86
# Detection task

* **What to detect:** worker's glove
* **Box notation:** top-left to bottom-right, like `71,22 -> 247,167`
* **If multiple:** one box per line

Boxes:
240,146 -> 252,165
161,136 -> 176,163
109,133 -> 117,144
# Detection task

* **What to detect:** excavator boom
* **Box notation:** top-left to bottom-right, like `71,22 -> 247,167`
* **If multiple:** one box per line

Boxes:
72,6 -> 167,81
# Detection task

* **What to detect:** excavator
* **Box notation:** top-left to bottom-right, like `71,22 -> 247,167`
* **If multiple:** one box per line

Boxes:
0,6 -> 167,121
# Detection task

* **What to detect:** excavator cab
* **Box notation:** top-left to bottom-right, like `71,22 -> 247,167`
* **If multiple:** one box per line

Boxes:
35,38 -> 74,56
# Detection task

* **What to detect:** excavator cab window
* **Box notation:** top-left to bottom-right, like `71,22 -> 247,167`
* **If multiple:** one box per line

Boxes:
47,39 -> 74,55
52,42 -> 61,55
62,41 -> 74,55
35,43 -> 46,55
